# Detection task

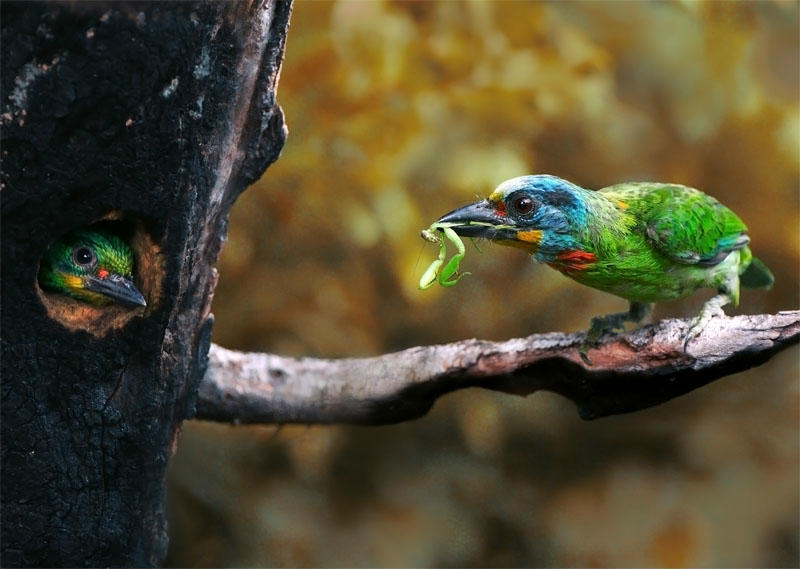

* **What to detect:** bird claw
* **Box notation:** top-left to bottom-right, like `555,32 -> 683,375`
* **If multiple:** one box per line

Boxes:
683,316 -> 710,353
683,294 -> 730,353
683,326 -> 698,353
579,303 -> 652,366
683,313 -> 718,353
579,319 -> 612,366
579,345 -> 594,366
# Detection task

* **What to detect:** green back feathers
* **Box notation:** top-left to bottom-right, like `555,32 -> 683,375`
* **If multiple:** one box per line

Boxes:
601,183 -> 749,267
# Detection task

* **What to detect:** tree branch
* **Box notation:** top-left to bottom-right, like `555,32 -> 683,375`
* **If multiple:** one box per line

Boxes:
196,311 -> 799,424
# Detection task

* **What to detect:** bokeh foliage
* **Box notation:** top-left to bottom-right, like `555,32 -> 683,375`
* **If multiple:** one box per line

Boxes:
167,1 -> 799,567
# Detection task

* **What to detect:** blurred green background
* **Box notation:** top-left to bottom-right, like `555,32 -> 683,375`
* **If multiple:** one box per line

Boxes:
166,1 -> 799,567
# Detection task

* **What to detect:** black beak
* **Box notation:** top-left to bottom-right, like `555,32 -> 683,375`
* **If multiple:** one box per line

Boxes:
436,201 -> 518,240
85,274 -> 147,308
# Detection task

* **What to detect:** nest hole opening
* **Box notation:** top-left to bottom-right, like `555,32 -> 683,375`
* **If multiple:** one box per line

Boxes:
37,211 -> 165,337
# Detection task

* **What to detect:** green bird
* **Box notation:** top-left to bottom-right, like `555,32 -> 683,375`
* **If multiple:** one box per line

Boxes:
38,228 -> 146,308
436,175 -> 773,358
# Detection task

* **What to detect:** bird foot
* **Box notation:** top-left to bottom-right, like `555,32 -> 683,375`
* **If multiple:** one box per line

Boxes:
683,294 -> 730,353
579,314 -> 628,365
579,347 -> 595,366
579,302 -> 652,365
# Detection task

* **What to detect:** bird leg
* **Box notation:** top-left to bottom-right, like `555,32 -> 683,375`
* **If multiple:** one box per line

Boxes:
580,301 -> 651,364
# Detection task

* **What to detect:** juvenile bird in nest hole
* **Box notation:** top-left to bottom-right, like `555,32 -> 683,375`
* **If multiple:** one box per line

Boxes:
39,228 -> 146,308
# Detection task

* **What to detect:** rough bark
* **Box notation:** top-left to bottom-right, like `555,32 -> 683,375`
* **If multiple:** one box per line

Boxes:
197,311 -> 800,425
0,2 -> 291,566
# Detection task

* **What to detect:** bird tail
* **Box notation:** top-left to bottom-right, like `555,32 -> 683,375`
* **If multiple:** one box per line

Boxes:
740,256 -> 774,289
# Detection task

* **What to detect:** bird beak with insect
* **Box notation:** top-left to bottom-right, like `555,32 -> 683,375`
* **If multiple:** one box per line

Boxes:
419,174 -> 773,362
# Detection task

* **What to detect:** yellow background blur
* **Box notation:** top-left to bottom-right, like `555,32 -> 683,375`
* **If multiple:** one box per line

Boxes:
166,1 -> 799,567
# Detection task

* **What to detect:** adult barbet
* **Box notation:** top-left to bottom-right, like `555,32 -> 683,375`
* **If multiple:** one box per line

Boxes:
39,228 -> 146,308
434,175 -> 773,360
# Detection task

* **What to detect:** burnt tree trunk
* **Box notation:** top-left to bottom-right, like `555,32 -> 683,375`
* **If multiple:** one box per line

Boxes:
0,2 -> 292,566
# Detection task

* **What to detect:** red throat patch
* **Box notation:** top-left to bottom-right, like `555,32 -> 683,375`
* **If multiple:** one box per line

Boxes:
551,250 -> 596,272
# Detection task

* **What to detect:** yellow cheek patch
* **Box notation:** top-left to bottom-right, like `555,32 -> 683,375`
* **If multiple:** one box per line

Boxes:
488,190 -> 504,203
616,200 -> 629,210
64,274 -> 83,290
516,230 -> 543,245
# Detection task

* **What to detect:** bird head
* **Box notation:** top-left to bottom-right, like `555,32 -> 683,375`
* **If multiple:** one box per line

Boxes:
39,228 -> 146,308
436,175 -> 585,258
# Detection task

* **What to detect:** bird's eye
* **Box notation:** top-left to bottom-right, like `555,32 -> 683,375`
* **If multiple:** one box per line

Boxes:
72,246 -> 97,267
511,195 -> 535,216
